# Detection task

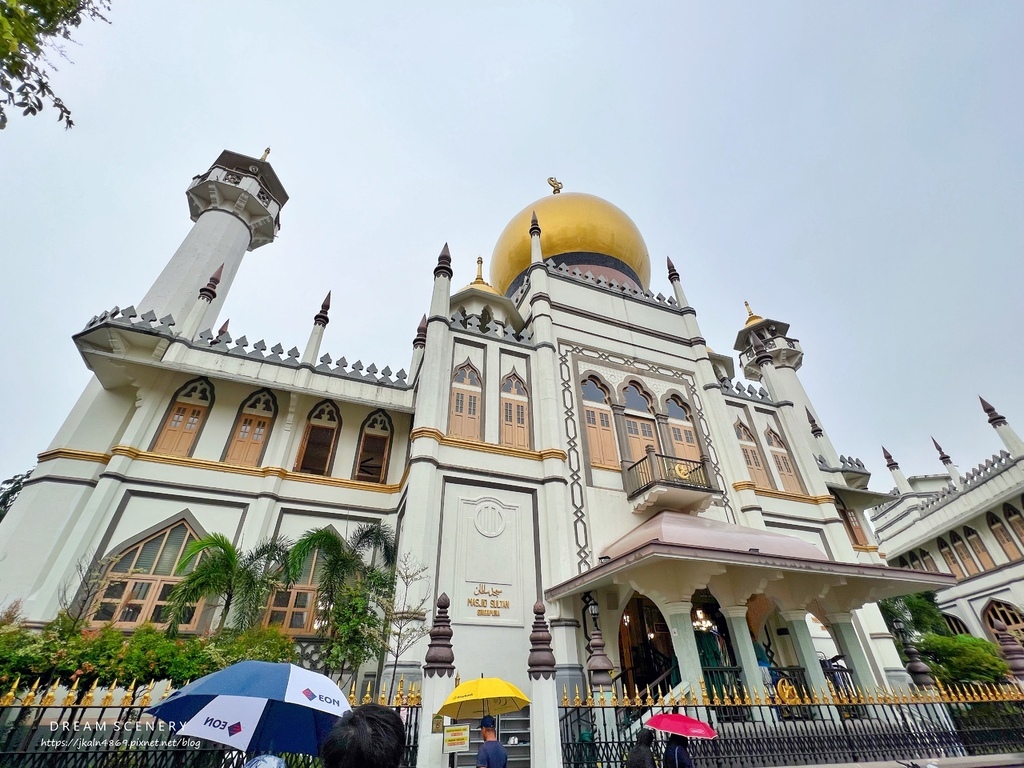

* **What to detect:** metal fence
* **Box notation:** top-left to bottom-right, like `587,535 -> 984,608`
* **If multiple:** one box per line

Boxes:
0,700 -> 420,768
558,681 -> 1024,767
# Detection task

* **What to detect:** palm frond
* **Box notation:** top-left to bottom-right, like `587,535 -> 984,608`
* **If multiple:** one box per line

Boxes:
348,522 -> 397,567
176,532 -> 239,575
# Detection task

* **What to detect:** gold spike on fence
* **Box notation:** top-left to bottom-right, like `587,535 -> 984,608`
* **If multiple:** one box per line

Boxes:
362,681 -> 372,705
645,685 -> 654,707
22,679 -> 40,707
561,685 -> 569,706
392,677 -> 404,707
100,679 -> 117,708
454,673 -> 461,688
377,683 -> 388,706
751,686 -> 762,706
742,685 -> 752,706
41,678 -> 59,707
62,678 -> 80,707
597,687 -> 607,706
1,676 -> 20,707
160,682 -> 174,701
349,680 -> 357,706
609,686 -> 618,707
120,679 -> 137,707
573,685 -> 582,707
80,679 -> 98,707
656,684 -> 664,707
139,680 -> 156,707
585,687 -> 594,707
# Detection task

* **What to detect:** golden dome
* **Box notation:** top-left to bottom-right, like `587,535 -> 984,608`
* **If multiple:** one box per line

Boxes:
744,301 -> 764,327
490,191 -> 650,295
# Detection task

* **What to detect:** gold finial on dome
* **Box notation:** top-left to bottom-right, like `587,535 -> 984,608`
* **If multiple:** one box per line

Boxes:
260,147 -> 271,161
547,177 -> 563,194
465,256 -> 499,295
744,301 -> 764,327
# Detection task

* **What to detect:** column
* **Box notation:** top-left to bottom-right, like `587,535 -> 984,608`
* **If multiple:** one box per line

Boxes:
528,603 -> 562,768
719,606 -> 767,698
780,611 -> 830,693
418,594 -> 456,768
664,601 -> 703,692
827,613 -> 877,690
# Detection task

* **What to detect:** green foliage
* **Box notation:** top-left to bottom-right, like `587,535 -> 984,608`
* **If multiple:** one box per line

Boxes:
878,592 -> 949,638
917,632 -> 1009,685
0,468 -> 31,524
0,612 -> 295,690
0,0 -> 109,129
322,582 -> 386,675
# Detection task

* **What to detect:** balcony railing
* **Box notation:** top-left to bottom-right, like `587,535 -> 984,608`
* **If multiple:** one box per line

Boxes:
625,448 -> 714,504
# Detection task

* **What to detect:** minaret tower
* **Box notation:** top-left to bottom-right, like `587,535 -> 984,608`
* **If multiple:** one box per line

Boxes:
138,149 -> 288,328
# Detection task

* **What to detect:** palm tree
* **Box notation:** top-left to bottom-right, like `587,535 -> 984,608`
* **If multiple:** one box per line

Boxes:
289,523 -> 397,678
167,534 -> 291,634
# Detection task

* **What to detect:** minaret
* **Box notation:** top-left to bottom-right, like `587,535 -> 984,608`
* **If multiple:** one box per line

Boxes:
666,257 -> 703,342
301,292 -> 331,365
932,437 -> 962,488
138,150 -> 288,328
980,397 -> 1024,458
882,446 -> 914,495
410,314 -> 427,378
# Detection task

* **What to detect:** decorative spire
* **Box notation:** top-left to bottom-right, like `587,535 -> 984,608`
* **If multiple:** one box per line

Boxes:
667,256 -> 679,283
547,177 -> 563,194
260,147 -> 271,161
413,314 -> 427,349
991,620 -> 1024,682
882,446 -> 899,471
750,333 -> 772,368
313,292 -> 331,327
433,243 -> 453,280
529,210 -> 541,237
527,602 -> 557,680
198,264 -> 223,303
931,437 -> 952,465
806,408 -> 823,438
980,396 -> 1008,428
423,593 -> 455,678
744,301 -> 764,328
216,319 -> 230,337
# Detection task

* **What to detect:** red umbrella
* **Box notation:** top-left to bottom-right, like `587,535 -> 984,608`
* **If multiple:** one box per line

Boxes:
645,713 -> 717,739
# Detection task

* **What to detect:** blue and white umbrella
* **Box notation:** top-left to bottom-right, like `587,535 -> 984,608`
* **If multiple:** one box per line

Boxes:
147,660 -> 351,756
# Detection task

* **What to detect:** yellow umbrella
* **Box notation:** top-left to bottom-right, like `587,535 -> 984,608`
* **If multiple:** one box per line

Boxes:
436,677 -> 530,720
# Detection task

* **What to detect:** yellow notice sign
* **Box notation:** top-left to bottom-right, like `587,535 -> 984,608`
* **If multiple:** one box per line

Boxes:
442,724 -> 470,753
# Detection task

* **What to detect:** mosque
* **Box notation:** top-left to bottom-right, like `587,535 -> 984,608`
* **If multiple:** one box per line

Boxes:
0,150 -> 951,721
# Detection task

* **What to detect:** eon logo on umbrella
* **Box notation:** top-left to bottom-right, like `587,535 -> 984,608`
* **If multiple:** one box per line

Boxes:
300,688 -> 342,707
203,717 -> 243,736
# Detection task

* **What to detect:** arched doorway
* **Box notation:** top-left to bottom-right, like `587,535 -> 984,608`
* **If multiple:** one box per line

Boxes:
617,595 -> 679,696
983,600 -> 1024,646
690,589 -> 741,698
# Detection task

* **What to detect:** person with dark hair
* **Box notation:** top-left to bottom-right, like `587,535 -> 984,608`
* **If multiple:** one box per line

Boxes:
664,733 -> 694,768
625,727 -> 657,768
476,715 -> 507,768
320,704 -> 407,768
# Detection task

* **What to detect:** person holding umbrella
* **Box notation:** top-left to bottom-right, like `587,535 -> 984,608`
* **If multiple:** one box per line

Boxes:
625,727 -> 657,768
476,715 -> 508,768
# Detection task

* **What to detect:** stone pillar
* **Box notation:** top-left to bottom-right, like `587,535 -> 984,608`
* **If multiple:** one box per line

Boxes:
720,606 -> 767,698
419,594 -> 456,768
528,603 -> 561,768
611,404 -> 632,472
779,611 -> 831,693
827,613 -> 877,690
664,601 -> 703,691
991,620 -> 1024,686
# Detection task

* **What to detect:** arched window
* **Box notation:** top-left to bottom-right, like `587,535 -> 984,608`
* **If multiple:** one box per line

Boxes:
989,512 -> 1023,561
943,614 -> 971,636
1004,504 -> 1024,545
765,428 -> 802,493
93,520 -> 203,630
983,600 -> 1024,645
919,549 -> 939,572
152,378 -> 214,457
908,551 -> 923,570
735,421 -> 771,488
581,377 -> 618,469
621,382 -> 658,462
224,389 -> 277,467
500,373 -> 530,449
666,396 -> 700,462
265,549 -> 323,636
896,556 -> 909,569
449,363 -> 483,440
295,400 -> 341,476
834,494 -> 869,547
949,531 -> 980,576
964,526 -> 996,570
937,538 -> 966,579
353,410 -> 392,483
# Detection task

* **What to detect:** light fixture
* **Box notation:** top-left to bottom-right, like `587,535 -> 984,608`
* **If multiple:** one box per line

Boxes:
622,615 -> 630,626
692,608 -> 715,633
647,632 -> 655,640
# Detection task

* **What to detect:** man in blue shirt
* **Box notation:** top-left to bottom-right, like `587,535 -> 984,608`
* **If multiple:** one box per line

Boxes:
476,715 -> 508,768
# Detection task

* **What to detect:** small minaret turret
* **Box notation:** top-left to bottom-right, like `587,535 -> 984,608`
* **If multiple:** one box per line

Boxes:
806,407 -> 840,466
139,150 -> 288,328
410,314 -> 427,377
530,211 -> 542,263
301,292 -> 331,365
980,397 -> 1024,458
667,257 -> 704,343
932,437 -> 961,488
430,243 -> 454,317
882,446 -> 914,495
178,264 -> 223,340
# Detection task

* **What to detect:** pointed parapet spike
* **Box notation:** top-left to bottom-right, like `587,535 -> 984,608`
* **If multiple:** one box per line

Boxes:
199,264 -> 223,302
529,210 -> 541,237
980,396 -> 1008,427
434,243 -> 454,279
931,436 -> 952,463
666,256 -> 679,282
314,291 -> 331,326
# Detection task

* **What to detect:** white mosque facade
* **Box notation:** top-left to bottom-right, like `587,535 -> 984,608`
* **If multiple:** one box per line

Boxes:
0,150 -> 951,712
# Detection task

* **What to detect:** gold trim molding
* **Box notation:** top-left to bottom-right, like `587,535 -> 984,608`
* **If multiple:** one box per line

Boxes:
732,481 -> 833,506
852,544 -> 880,553
37,448 -> 112,464
410,427 -> 567,462
107,445 -> 402,493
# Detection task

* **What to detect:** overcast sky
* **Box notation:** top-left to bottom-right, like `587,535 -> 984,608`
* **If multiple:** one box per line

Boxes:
2,2 -> 1022,493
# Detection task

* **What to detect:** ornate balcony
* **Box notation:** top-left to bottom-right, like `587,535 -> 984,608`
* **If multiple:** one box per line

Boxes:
625,447 -> 715,514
